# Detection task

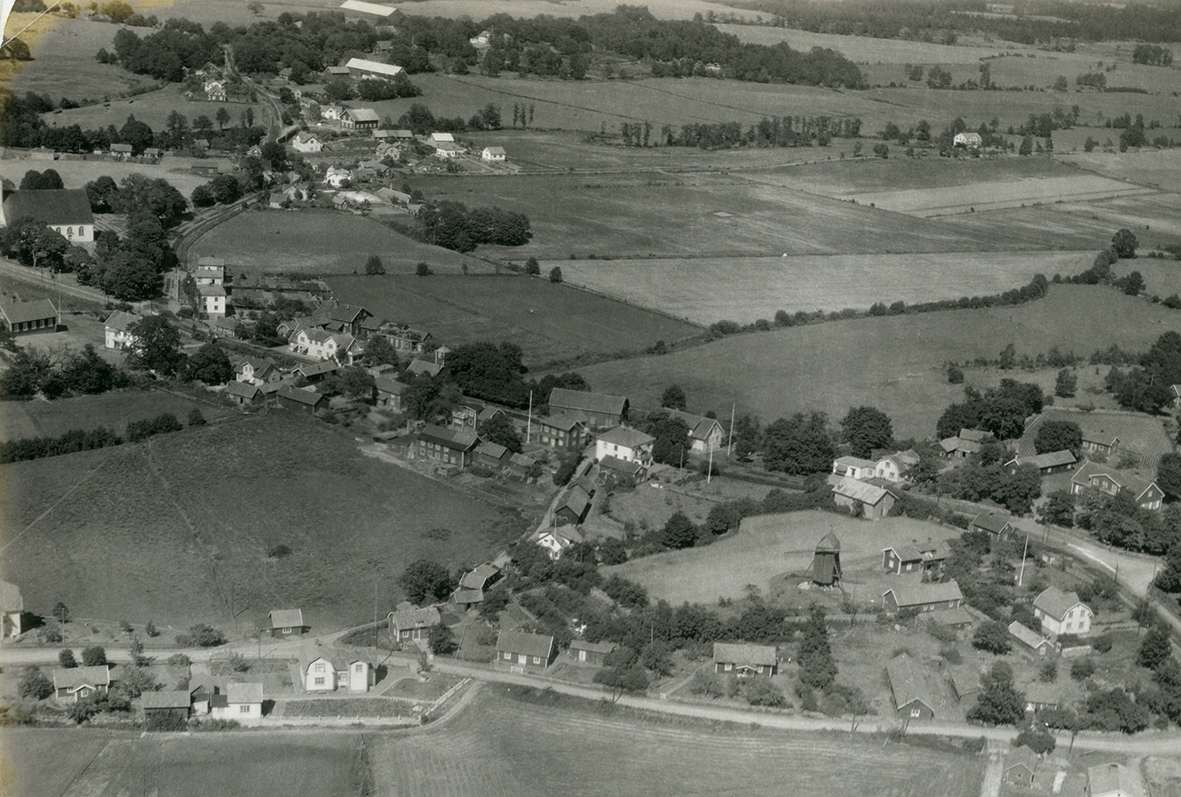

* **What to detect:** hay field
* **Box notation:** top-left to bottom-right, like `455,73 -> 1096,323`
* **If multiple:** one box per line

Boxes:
0,154 -> 210,198
1058,150 -> 1181,189
189,209 -> 488,274
0,729 -> 363,797
717,23 -> 1011,64
327,274 -> 702,367
372,685 -> 983,797
572,285 -> 1181,440
604,510 -> 961,605
0,390 -> 238,442
559,250 -> 1094,324
0,414 -> 517,630
849,175 -> 1154,217
413,171 -> 1025,260
6,15 -> 158,101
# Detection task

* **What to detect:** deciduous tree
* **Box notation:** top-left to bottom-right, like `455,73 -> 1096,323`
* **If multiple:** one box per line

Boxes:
400,560 -> 454,605
840,406 -> 893,458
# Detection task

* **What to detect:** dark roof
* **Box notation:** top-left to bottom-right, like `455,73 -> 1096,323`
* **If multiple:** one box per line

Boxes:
496,629 -> 554,659
224,381 -> 261,400
459,563 -> 500,590
569,639 -> 616,655
226,683 -> 263,704
3,189 -> 94,226
1009,621 -> 1050,650
540,412 -> 585,432
277,385 -> 326,406
971,511 -> 1012,534
599,455 -> 643,475
558,485 -> 591,519
0,299 -> 57,325
389,606 -> 440,630
142,690 -> 191,710
477,441 -> 510,461
548,387 -> 627,416
882,539 -> 948,563
418,424 -> 478,452
52,666 -> 110,690
375,375 -> 407,395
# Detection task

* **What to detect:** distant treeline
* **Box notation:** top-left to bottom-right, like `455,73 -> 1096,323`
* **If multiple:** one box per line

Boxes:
0,413 -> 184,464
622,115 -> 862,149
735,0 -> 1181,46
98,6 -> 864,89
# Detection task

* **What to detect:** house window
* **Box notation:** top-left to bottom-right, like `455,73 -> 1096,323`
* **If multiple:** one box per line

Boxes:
910,708 -> 921,718
724,663 -> 733,671
355,664 -> 364,672
315,663 -> 325,672
314,677 -> 325,686
532,656 -> 541,664
503,652 -> 511,660
240,705 -> 250,714
283,627 -> 291,634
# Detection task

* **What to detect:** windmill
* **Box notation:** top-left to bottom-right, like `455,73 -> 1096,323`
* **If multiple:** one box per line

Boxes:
808,532 -> 842,587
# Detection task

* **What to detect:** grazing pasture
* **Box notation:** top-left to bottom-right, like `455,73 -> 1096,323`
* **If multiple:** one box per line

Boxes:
718,22 -> 1007,64
573,285 -> 1181,439
604,510 -> 960,605
0,729 -> 364,797
1058,150 -> 1181,189
370,685 -> 984,797
327,274 -> 702,367
0,414 -> 519,630
0,389 -> 238,442
42,84 -> 271,137
188,209 -> 488,274
560,250 -> 1093,324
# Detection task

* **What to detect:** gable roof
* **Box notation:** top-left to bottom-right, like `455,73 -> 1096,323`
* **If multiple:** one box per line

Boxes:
1008,449 -> 1077,470
598,455 -> 643,475
483,146 -> 507,156
971,511 -> 1013,534
1069,461 -> 1160,502
104,310 -> 139,332
343,107 -> 381,123
476,441 -> 510,461
418,424 -> 478,452
496,629 -> 554,659
1004,746 -> 1039,776
1033,586 -> 1089,621
886,653 -> 935,713
713,642 -> 776,666
569,639 -> 615,655
1008,620 -> 1050,650
459,563 -> 502,590
834,455 -> 878,470
558,485 -> 591,519
939,435 -> 981,455
1,299 -> 57,326
540,412 -> 585,432
345,56 -> 402,75
389,606 -> 440,630
268,608 -> 305,629
277,385 -> 326,406
882,539 -> 947,563
0,581 -> 23,614
597,426 -> 655,450
3,189 -> 94,227
884,579 -> 963,608
548,388 -> 627,417
224,381 -> 261,400
832,476 -> 893,505
374,375 -> 407,395
141,689 -> 191,709
226,682 -> 263,704
406,359 -> 442,378
663,409 -> 724,442
52,666 -> 110,690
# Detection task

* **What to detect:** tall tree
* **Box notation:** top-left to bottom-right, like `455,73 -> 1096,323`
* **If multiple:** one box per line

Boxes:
1157,452 -> 1181,499
967,661 -> 1025,726
840,406 -> 893,458
660,384 -> 687,411
399,560 -> 454,605
1111,228 -> 1138,259
763,412 -> 834,475
1034,420 -> 1082,454
125,316 -> 183,375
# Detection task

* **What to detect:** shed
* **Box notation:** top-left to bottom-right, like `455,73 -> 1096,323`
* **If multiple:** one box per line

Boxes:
568,639 -> 616,666
885,653 -> 935,720
496,630 -> 556,672
264,608 -> 308,638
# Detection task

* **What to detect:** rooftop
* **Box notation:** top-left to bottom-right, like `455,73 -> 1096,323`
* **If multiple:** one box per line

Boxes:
713,642 -> 777,666
1,298 -> 57,326
832,476 -> 893,505
885,653 -> 935,713
548,387 -> 627,417
496,629 -> 554,659
884,579 -> 963,608
3,188 -> 94,226
597,426 -> 655,450
268,608 -> 305,629
1033,585 -> 1087,621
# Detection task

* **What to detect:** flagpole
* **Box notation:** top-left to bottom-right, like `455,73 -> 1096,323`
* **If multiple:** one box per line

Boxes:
526,390 -> 533,444
727,403 -> 735,457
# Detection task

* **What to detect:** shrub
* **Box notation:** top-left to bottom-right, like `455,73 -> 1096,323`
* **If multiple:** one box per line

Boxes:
1070,657 -> 1096,681
81,645 -> 107,666
166,653 -> 191,668
741,676 -> 787,707
177,624 -> 226,648
58,649 -> 77,668
18,666 -> 53,700
227,652 -> 251,672
145,620 -> 159,637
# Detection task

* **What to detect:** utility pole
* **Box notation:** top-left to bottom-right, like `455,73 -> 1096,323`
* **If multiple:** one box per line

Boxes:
526,390 -> 532,444
727,403 -> 735,458
707,444 -> 713,484
1017,531 -> 1029,587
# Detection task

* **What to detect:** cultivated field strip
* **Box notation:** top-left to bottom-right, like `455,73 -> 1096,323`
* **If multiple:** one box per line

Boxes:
849,175 -> 1155,217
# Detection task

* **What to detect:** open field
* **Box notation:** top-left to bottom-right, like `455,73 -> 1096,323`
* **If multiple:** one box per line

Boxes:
0,414 -> 520,630
560,250 -> 1093,324
327,274 -> 702,367
717,22 -> 1010,64
413,170 -> 1048,260
42,83 -> 271,136
0,389 -> 238,442
188,209 -> 489,274
0,154 -> 210,199
573,284 -> 1181,440
1058,150 -> 1181,190
370,685 -> 984,797
0,729 -> 362,797
604,510 -> 961,605
6,15 -> 159,102
1113,258 -> 1181,299
849,175 -> 1155,217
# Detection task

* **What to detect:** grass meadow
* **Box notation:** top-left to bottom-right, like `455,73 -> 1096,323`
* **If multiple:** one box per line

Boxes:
0,729 -> 364,797
327,273 -> 702,367
572,284 -> 1181,440
189,209 -> 489,274
0,389 -> 238,442
0,155 -> 210,199
559,250 -> 1094,324
370,685 -> 984,797
0,414 -> 520,631
604,510 -> 962,606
